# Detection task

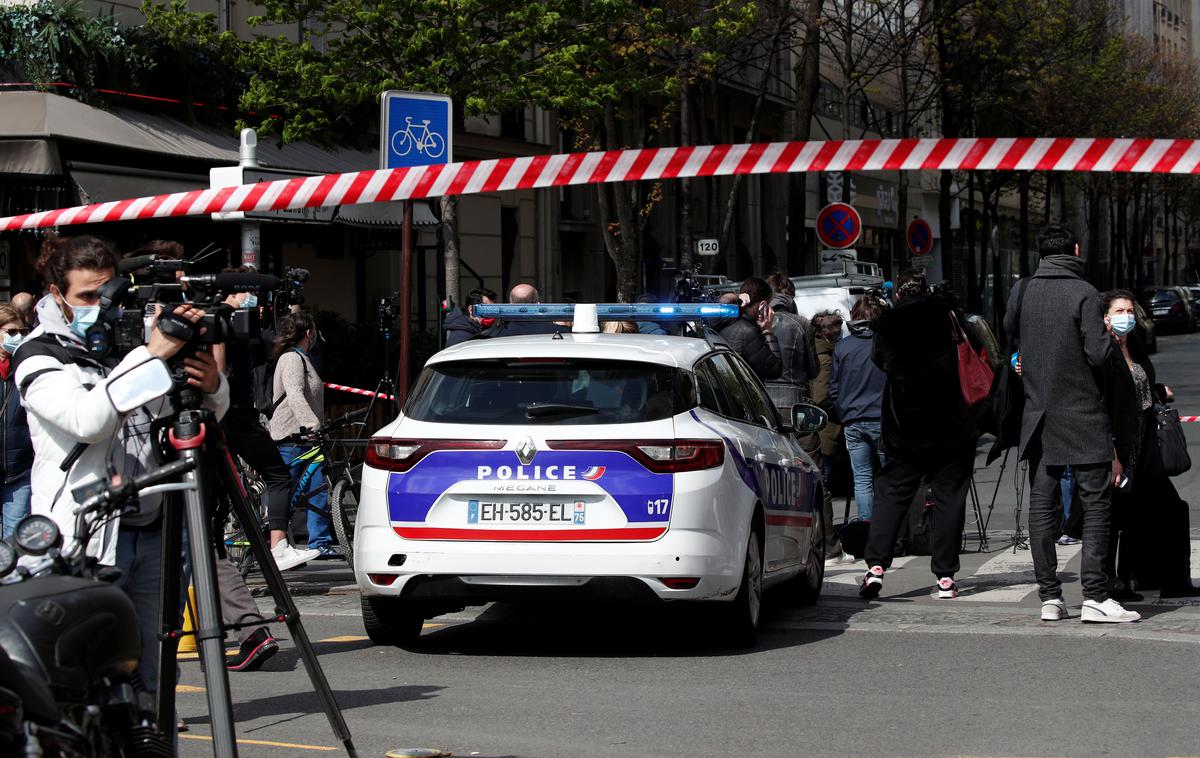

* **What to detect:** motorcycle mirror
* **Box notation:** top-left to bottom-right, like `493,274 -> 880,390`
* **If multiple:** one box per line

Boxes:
106,358 -> 174,414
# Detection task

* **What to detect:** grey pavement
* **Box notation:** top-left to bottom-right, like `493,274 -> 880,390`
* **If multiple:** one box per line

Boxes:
182,332 -> 1200,758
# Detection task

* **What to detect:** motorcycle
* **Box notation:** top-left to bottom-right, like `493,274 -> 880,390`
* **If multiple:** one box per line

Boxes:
0,358 -> 180,756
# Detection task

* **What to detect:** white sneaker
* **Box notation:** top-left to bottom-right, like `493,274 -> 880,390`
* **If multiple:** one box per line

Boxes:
824,551 -> 857,567
1041,598 -> 1068,621
1081,598 -> 1141,624
271,542 -> 317,571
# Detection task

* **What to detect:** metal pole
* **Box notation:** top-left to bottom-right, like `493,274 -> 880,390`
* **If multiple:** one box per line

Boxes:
398,200 -> 413,406
239,130 -> 261,270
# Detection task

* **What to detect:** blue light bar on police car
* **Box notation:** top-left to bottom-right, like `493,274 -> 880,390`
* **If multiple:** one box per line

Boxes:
472,303 -> 739,321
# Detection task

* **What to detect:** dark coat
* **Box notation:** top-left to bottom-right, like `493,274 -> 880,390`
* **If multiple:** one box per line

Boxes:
481,320 -> 564,338
717,314 -> 782,381
830,325 -> 886,425
1103,334 -> 1166,476
768,292 -> 817,387
444,309 -> 481,346
1003,255 -> 1113,465
872,295 -> 977,458
810,337 -> 842,457
1,373 -> 33,484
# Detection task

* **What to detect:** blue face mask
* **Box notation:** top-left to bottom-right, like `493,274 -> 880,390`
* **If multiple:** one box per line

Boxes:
67,304 -> 101,339
1110,313 -> 1136,336
243,294 -> 258,309
1,333 -> 22,355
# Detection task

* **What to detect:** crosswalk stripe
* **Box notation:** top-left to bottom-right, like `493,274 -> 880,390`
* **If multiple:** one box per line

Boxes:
824,555 -> 916,591
957,543 -> 1081,603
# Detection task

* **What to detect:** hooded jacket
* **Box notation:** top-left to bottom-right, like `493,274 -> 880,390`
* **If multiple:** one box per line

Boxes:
13,295 -> 229,565
444,309 -> 481,346
829,323 -> 887,425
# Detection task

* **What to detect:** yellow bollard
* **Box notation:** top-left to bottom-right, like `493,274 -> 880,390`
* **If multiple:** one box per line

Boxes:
179,585 -> 197,653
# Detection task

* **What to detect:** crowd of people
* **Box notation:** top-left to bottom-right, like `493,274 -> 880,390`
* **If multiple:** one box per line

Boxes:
3,234 -> 351,683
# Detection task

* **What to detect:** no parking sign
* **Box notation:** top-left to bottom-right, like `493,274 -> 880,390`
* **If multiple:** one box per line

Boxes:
907,218 -> 934,257
816,203 -> 861,249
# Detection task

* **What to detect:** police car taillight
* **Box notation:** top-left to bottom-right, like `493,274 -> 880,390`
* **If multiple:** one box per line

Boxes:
546,440 -> 724,474
367,438 -> 507,472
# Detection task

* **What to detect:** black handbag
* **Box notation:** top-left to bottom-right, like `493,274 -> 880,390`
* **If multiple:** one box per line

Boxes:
1156,403 -> 1192,477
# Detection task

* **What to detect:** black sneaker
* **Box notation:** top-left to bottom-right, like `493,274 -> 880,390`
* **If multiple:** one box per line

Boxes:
859,566 -> 884,598
227,628 -> 278,672
936,577 -> 958,599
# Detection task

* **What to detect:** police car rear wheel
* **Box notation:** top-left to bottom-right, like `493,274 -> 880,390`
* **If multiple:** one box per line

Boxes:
361,596 -> 423,646
723,525 -> 763,647
792,494 -> 825,606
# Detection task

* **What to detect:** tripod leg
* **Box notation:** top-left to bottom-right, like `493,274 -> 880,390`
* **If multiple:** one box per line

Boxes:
211,433 -> 359,758
156,494 -> 183,733
179,443 -> 240,758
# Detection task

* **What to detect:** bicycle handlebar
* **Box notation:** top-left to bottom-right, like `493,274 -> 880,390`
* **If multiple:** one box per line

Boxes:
280,408 -> 370,446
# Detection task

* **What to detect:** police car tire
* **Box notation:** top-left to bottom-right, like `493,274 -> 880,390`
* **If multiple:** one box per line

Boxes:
361,596 -> 423,646
723,523 -> 763,648
330,476 -> 357,570
791,494 -> 825,606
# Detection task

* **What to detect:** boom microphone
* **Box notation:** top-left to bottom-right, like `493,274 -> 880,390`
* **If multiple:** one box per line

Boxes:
179,273 -> 281,292
117,254 -> 159,274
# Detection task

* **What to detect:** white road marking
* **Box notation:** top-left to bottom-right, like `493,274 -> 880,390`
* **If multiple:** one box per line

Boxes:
957,543 -> 1081,602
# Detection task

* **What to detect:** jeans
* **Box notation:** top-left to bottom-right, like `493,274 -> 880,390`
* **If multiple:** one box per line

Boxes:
224,410 -> 294,533
279,444 -> 332,550
1027,460 -> 1110,601
865,449 -> 974,579
115,527 -> 163,694
0,478 -> 31,539
844,421 -> 884,521
1059,466 -> 1075,526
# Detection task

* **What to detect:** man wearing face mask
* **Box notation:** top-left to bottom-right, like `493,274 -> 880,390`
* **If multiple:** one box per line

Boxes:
0,305 -> 32,538
444,287 -> 497,346
13,234 -> 229,694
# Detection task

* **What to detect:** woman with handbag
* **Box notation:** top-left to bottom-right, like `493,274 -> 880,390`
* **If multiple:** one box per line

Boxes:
1101,290 -> 1199,598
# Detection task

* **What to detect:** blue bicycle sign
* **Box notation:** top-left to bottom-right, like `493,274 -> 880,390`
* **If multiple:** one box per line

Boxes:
391,116 -> 446,160
380,90 -> 453,169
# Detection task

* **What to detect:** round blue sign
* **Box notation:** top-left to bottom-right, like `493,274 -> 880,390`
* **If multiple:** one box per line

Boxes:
816,203 -> 861,249
907,219 -> 933,256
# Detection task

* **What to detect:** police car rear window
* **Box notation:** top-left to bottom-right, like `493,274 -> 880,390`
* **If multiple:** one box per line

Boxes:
404,358 -> 696,425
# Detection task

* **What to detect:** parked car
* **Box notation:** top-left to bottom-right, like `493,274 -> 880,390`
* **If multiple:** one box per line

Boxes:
1137,286 -> 1196,334
1186,285 -> 1200,320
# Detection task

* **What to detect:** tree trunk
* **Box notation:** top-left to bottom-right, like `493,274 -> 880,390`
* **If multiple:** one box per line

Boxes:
679,81 -> 694,273
967,172 -> 978,312
441,195 -> 460,308
939,170 -> 954,290
599,102 -> 642,302
786,0 -> 825,274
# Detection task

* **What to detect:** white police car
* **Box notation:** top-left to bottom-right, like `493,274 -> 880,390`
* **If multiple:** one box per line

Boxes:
353,303 -> 828,646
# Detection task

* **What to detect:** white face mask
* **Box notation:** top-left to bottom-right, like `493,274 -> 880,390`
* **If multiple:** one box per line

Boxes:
1109,313 -> 1136,336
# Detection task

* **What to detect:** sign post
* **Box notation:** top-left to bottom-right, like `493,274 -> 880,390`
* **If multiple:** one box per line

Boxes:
380,91 -> 453,405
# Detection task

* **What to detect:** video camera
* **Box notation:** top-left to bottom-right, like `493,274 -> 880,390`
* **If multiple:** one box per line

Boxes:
673,270 -> 714,304
87,255 -> 281,384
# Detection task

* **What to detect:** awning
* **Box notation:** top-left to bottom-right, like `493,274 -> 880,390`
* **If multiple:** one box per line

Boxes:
0,139 -> 61,175
335,200 -> 441,228
69,166 -> 209,205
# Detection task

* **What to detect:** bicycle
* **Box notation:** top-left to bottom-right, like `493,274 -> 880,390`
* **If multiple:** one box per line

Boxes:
221,457 -> 267,577
390,116 -> 446,159
229,408 -> 367,576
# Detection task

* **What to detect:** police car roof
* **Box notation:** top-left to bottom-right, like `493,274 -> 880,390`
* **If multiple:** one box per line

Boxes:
430,332 -> 720,369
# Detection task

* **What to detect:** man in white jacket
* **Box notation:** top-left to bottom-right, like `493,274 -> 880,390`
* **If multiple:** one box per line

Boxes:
13,235 -> 229,694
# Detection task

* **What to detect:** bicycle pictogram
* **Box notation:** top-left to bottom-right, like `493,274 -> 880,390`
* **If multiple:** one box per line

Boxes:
391,116 -> 446,159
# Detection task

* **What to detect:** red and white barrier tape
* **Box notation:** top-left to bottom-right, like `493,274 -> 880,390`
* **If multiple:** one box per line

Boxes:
5,136 -> 1200,232
1182,416 -> 1199,423
324,382 -> 396,401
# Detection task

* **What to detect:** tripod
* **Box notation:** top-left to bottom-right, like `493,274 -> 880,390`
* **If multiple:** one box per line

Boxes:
361,300 -> 399,430
153,387 -> 358,757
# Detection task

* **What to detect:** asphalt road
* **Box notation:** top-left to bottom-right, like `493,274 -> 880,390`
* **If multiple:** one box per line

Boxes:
179,332 -> 1200,758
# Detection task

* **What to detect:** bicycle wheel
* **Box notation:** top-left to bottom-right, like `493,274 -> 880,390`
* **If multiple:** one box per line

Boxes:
330,473 -> 360,569
424,131 -> 446,159
391,129 -> 413,157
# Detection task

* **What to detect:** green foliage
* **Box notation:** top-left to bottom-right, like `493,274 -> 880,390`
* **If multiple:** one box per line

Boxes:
0,0 -> 150,99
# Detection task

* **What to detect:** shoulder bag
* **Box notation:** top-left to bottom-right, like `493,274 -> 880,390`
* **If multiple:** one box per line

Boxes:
950,311 -> 994,414
1156,403 -> 1192,477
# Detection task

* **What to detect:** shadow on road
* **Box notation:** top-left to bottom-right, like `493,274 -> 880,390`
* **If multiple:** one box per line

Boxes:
182,684 -> 443,730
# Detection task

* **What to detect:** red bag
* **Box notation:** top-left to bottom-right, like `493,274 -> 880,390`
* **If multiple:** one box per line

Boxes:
951,312 -> 993,413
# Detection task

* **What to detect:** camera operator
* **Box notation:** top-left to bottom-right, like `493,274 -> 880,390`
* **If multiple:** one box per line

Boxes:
13,234 -> 229,694
444,287 -> 497,346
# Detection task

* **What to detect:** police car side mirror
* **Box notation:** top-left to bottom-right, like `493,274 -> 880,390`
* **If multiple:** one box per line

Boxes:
791,403 -> 828,434
106,358 -> 174,413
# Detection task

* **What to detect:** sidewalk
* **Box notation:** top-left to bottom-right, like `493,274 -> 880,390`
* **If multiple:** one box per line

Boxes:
246,555 -> 358,598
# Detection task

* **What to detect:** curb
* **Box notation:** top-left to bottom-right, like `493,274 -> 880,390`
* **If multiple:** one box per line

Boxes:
247,583 -> 360,598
